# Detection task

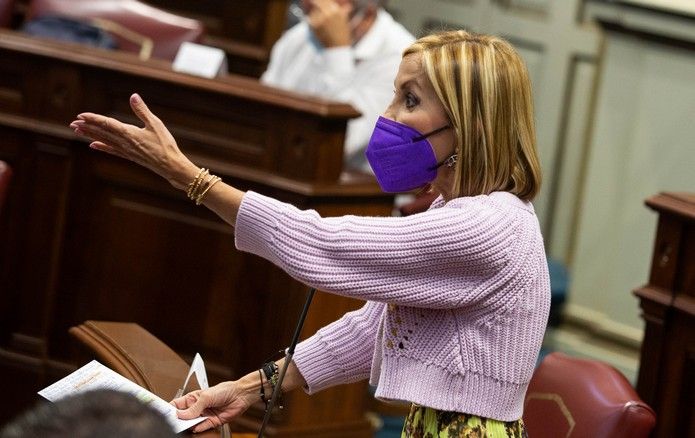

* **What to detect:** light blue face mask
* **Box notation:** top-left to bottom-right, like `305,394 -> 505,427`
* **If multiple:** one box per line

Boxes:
308,28 -> 324,51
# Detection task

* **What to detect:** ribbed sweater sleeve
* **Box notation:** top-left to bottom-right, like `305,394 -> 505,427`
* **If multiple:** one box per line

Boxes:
292,300 -> 384,394
235,191 -> 521,309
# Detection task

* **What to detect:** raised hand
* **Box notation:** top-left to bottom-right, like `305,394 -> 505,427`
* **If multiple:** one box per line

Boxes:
69,93 -> 197,190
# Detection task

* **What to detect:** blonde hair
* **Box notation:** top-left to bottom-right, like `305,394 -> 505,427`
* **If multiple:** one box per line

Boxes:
404,30 -> 541,201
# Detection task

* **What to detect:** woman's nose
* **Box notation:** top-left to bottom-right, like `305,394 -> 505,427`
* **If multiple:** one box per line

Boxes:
382,104 -> 395,120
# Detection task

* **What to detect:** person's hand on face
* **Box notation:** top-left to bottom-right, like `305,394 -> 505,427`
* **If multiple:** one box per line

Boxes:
305,0 -> 353,48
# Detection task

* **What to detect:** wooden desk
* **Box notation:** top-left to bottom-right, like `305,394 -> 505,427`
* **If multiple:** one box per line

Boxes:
143,0 -> 290,77
8,0 -> 289,77
634,193 -> 695,438
0,30 -> 390,436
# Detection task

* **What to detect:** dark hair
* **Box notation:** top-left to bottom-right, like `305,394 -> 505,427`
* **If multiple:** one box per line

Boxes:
0,390 -> 176,438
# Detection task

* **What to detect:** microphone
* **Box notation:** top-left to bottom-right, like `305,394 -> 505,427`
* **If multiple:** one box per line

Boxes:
257,287 -> 316,438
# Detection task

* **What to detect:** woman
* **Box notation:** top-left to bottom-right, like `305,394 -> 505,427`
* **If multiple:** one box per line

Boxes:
70,30 -> 549,437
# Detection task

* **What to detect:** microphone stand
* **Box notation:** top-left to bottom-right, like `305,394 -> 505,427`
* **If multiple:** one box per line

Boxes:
257,287 -> 316,438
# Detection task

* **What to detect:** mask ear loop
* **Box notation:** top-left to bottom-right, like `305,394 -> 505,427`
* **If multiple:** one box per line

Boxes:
412,125 -> 450,142
413,124 -> 455,171
419,153 -> 456,199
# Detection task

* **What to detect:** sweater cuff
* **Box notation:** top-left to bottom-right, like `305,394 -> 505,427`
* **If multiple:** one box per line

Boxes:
234,191 -> 282,263
293,323 -> 373,394
293,334 -> 346,394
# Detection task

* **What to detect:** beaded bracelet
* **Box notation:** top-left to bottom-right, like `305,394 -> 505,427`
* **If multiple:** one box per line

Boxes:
186,168 -> 222,205
195,175 -> 221,205
261,361 -> 283,410
186,168 -> 205,198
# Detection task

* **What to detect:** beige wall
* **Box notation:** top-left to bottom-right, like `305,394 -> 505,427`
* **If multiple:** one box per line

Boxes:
568,29 -> 695,343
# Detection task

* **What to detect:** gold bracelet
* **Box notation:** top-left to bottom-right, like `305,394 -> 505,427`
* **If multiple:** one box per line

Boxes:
186,168 -> 208,199
186,167 -> 204,198
195,175 -> 222,205
193,173 -> 212,199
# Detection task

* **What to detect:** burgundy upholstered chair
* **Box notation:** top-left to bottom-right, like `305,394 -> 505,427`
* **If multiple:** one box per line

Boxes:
25,0 -> 204,60
523,352 -> 656,438
0,0 -> 14,27
0,160 -> 12,216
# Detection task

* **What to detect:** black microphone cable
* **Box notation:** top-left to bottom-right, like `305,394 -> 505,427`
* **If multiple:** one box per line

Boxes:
257,287 -> 316,438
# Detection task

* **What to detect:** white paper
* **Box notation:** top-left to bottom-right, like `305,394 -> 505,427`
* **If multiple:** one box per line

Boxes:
183,353 -> 209,391
172,42 -> 227,78
38,360 -> 205,434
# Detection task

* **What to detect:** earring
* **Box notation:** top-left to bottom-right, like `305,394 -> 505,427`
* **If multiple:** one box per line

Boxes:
444,154 -> 457,168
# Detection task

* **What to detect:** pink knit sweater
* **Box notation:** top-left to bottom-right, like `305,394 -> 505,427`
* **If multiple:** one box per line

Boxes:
235,190 -> 550,421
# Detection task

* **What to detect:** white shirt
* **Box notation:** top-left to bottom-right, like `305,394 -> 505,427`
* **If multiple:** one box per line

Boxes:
261,9 -> 415,172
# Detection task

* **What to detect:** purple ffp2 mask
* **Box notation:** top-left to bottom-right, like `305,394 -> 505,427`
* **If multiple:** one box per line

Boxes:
365,116 -> 450,193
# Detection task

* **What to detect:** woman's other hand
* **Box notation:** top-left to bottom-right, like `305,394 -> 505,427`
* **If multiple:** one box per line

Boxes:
171,381 -> 256,433
69,93 -> 198,190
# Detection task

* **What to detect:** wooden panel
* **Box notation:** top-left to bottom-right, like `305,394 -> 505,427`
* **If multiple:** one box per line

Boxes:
682,349 -> 695,438
142,0 -> 290,76
0,30 -> 357,182
648,215 -> 683,290
8,0 -> 289,77
0,129 -> 24,337
0,30 -> 390,437
144,0 -> 288,47
0,67 -> 24,113
680,226 -> 695,299
635,192 -> 695,438
652,306 -> 695,438
14,138 -> 74,341
633,285 -> 669,409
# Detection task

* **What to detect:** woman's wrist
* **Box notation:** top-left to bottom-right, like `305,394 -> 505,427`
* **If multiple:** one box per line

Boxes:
167,158 -> 200,191
236,369 -> 271,403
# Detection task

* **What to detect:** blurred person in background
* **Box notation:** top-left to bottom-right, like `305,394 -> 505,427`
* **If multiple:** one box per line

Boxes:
263,0 -> 414,172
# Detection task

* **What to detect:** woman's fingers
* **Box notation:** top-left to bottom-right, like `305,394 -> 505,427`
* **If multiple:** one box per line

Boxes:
89,141 -> 125,158
73,120 -> 130,153
170,390 -> 203,410
191,418 -> 217,433
170,391 -> 217,433
72,96 -> 186,184
76,113 -> 121,132
73,114 -> 129,141
170,394 -> 189,410
176,391 -> 209,420
129,93 -> 158,128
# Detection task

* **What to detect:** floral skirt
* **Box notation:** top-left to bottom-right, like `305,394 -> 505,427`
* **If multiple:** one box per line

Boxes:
401,404 -> 528,438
